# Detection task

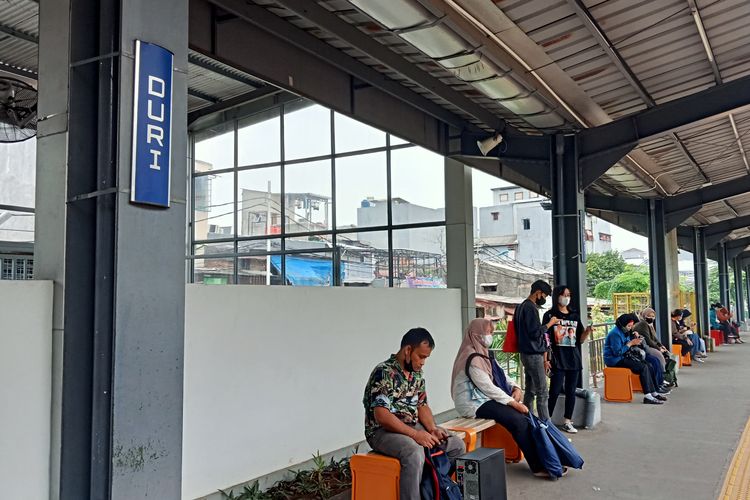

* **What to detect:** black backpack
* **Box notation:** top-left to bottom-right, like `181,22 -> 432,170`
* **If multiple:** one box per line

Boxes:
420,447 -> 463,500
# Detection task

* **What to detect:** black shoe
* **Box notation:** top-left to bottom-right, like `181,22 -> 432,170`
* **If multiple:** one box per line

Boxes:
657,386 -> 671,395
643,397 -> 664,405
662,380 -> 675,388
655,394 -> 668,402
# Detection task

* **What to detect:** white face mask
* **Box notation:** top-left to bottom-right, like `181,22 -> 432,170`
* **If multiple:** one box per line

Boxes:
559,296 -> 571,307
482,334 -> 494,347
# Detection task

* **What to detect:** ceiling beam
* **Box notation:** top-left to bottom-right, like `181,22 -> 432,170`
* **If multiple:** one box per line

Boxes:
584,194 -> 648,215
187,88 -> 219,103
262,0 -> 505,131
0,22 -> 38,44
687,0 -> 722,85
664,175 -> 750,214
0,61 -> 37,80
188,86 -> 282,124
578,73 -> 750,164
725,236 -> 750,251
704,214 -> 750,239
188,53 -> 264,89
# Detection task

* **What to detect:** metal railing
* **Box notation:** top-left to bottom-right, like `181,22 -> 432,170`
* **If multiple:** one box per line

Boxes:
489,322 -> 615,390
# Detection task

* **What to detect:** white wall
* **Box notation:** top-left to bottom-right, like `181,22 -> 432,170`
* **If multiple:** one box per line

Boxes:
182,285 -> 462,499
0,280 -> 52,500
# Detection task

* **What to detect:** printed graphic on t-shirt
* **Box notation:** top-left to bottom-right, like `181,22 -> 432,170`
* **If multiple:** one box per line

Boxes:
554,320 -> 578,347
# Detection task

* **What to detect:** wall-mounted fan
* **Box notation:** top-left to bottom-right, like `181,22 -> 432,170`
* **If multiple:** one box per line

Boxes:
0,77 -> 37,143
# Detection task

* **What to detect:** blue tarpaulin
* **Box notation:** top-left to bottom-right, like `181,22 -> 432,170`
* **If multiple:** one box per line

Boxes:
270,255 -> 334,286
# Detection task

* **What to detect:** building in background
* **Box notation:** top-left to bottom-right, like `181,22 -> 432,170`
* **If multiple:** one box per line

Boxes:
0,140 -> 35,280
622,247 -> 648,266
476,185 -> 612,272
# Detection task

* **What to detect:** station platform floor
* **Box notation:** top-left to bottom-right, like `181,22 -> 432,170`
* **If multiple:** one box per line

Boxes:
504,342 -> 750,500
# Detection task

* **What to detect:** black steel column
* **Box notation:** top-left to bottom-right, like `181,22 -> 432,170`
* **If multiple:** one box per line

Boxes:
693,227 -> 709,336
648,199 -> 670,346
37,0 -> 187,498
551,134 -> 590,387
734,258 -> 745,322
718,242 -> 730,308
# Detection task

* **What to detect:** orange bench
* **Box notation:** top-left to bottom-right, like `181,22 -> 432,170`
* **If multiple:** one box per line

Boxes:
351,418 -> 525,499
442,417 -> 523,463
603,366 -> 644,402
671,344 -> 691,366
350,453 -> 400,500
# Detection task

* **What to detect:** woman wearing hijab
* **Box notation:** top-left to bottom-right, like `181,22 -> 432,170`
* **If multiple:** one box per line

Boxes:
604,313 -> 667,405
542,286 -> 592,434
451,318 -> 553,477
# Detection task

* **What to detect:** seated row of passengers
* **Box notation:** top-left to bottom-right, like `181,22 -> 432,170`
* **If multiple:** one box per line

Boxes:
363,280 -> 582,500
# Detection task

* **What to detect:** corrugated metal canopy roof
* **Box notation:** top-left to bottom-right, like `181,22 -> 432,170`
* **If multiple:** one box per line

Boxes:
4,0 -> 750,242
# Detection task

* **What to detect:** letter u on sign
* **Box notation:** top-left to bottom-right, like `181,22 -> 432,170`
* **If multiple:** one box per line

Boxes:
131,40 -> 174,207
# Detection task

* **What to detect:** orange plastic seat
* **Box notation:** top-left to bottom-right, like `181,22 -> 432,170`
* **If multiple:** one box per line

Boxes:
671,344 -> 683,367
603,366 -> 634,402
630,372 -> 643,392
682,352 -> 692,366
482,423 -> 524,463
350,453 -> 400,500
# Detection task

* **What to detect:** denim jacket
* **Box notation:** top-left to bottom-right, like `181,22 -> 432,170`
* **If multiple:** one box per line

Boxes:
603,325 -> 630,366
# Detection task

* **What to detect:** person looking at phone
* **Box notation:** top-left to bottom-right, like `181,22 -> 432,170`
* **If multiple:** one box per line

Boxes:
515,280 -> 558,420
363,328 -> 465,500
604,314 -> 666,405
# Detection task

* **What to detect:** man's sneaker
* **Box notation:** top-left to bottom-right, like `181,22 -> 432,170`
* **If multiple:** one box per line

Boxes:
695,356 -> 705,363
655,394 -> 668,401
657,386 -> 671,394
561,422 -> 578,434
643,396 -> 664,405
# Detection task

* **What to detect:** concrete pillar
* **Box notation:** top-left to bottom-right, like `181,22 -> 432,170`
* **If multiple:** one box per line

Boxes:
665,229 -> 680,311
36,0 -> 187,498
551,135 -> 590,388
648,200 -> 670,346
734,259 -> 745,323
693,228 -> 709,336
718,243 -> 730,309
445,158 -> 476,329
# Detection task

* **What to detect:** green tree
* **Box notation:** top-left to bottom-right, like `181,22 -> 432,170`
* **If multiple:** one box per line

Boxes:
708,263 -> 735,305
593,269 -> 651,300
586,251 -> 627,293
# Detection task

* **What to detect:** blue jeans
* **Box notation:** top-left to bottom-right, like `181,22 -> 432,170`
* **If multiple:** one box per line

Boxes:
645,353 -> 664,386
688,333 -> 704,356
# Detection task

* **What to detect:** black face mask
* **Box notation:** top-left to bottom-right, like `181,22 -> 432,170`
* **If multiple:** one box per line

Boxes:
535,295 -> 547,307
645,318 -> 654,324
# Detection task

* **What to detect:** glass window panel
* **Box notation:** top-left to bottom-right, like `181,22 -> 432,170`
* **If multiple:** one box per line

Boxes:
237,254 -> 282,285
238,108 -> 281,166
238,238 -> 281,254
282,252 -> 333,287
0,210 -> 34,242
193,257 -> 235,285
390,146 -> 445,224
0,140 -> 36,208
194,171 -> 234,240
237,167 -> 281,237
285,160 -> 332,233
194,125 -> 234,172
286,234 -> 333,251
193,241 -> 234,258
335,152 -> 387,229
390,135 -> 409,146
334,112 -> 386,153
283,103 -> 331,160
338,230 -> 389,287
391,226 -> 446,288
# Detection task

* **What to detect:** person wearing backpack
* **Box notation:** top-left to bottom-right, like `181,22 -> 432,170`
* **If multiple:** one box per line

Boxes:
542,286 -> 592,434
451,318 -> 560,479
363,328 -> 465,500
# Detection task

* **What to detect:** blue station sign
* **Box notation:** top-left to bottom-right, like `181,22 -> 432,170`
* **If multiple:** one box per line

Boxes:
130,40 -> 174,207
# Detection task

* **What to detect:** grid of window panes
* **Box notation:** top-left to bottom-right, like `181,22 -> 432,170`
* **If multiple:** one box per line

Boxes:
0,257 -> 34,280
190,100 -> 446,287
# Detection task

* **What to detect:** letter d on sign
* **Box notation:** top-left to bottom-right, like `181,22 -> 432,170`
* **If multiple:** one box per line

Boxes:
131,40 -> 173,207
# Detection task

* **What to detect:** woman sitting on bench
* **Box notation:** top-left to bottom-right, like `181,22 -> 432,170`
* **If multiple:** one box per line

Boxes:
450,318 -> 556,478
